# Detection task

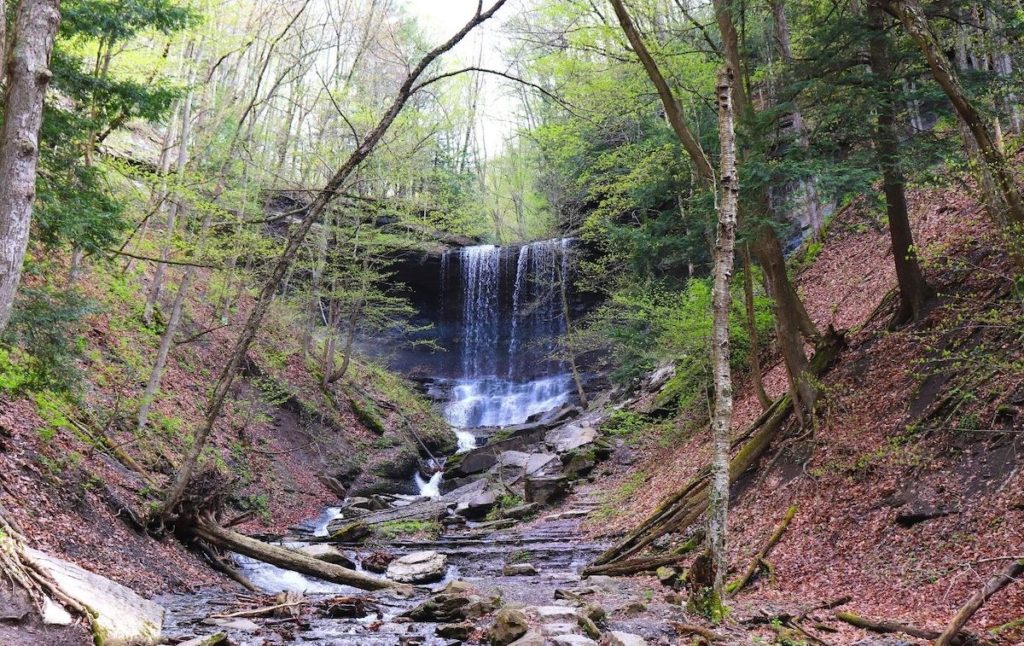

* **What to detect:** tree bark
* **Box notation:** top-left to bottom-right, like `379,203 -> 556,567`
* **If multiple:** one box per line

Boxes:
741,245 -> 771,410
155,0 -> 509,525
887,0 -> 1024,237
866,2 -> 931,326
934,558 -> 1024,646
0,0 -> 61,336
706,66 -> 739,616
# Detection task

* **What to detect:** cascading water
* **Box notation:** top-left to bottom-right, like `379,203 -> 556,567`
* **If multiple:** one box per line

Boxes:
442,238 -> 576,432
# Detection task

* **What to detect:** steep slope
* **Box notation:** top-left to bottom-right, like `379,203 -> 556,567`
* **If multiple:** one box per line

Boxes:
583,183 -> 1023,642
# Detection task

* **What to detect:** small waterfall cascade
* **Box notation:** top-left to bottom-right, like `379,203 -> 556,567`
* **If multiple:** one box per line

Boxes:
441,238 -> 576,432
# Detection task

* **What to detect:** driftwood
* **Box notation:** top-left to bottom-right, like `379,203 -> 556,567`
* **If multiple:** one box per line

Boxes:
326,499 -> 450,540
835,611 -> 972,645
935,558 -> 1024,646
191,514 -> 404,592
727,505 -> 797,595
592,331 -> 844,568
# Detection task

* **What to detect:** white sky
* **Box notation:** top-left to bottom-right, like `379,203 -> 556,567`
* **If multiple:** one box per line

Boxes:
404,0 -> 521,157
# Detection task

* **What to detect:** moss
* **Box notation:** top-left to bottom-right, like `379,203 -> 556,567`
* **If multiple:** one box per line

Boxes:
374,520 -> 440,539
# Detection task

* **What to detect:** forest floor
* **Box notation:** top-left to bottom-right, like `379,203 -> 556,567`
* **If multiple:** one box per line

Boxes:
580,183 -> 1024,642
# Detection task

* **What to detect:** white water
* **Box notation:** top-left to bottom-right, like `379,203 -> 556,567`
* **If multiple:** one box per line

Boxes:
415,471 -> 442,498
311,506 -> 344,537
442,240 -> 576,431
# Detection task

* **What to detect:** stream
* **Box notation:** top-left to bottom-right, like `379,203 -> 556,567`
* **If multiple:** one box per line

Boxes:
154,239 -> 666,645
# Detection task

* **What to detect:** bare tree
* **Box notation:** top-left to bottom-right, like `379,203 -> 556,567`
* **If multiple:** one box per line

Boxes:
156,0 -> 510,525
0,0 -> 61,335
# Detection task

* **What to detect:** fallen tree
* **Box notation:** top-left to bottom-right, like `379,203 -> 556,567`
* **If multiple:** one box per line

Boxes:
935,557 -> 1024,646
727,504 -> 797,595
591,330 -> 844,568
835,611 -> 973,645
190,514 -> 406,592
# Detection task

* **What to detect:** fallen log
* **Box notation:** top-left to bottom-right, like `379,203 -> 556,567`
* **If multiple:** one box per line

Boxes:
327,498 -> 450,537
834,611 -> 972,645
592,331 -> 844,568
191,514 -> 405,592
582,553 -> 690,577
935,558 -> 1024,646
727,504 -> 797,595
670,621 -> 725,642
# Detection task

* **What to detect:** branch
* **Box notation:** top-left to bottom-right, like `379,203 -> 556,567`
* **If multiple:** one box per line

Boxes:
411,66 -> 588,120
106,248 -> 220,269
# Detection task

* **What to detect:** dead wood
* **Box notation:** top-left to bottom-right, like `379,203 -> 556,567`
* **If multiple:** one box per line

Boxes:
591,331 -> 844,568
728,504 -> 797,595
834,611 -> 974,645
582,553 -> 690,577
935,558 -> 1024,646
670,621 -> 725,642
190,514 -> 405,592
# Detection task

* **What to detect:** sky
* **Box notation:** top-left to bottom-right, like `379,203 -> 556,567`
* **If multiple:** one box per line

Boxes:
404,0 -> 522,156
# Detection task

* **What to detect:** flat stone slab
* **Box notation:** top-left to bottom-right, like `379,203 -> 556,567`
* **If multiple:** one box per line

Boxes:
607,632 -> 649,646
550,635 -> 597,646
530,605 -> 578,620
545,423 -> 597,453
386,550 -> 448,583
23,547 -> 164,645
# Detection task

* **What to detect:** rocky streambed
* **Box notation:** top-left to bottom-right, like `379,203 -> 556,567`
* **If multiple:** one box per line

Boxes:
155,407 -> 681,645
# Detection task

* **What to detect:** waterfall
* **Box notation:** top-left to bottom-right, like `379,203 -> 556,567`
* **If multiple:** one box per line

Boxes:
441,239 -> 576,431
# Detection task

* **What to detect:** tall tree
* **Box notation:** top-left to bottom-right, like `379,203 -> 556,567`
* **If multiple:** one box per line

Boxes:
706,65 -> 738,620
0,0 -> 62,336
866,1 -> 931,325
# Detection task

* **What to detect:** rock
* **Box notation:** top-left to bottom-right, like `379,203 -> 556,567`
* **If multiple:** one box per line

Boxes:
531,605 -> 578,620
545,423 -> 598,453
618,601 -> 647,616
330,521 -> 371,543
550,635 -> 597,646
459,488 -> 499,519
447,450 -> 498,478
525,476 -> 568,506
576,613 -> 601,639
405,581 -> 498,622
22,547 -> 164,645
177,634 -> 228,646
490,608 -> 529,645
386,550 -> 448,584
581,603 -> 606,624
606,631 -> 649,646
655,566 -> 678,586
437,622 -> 476,640
297,544 -> 355,568
542,623 -> 579,636
362,550 -> 395,573
501,503 -> 538,519
508,630 -> 546,646
322,597 -> 374,618
368,495 -> 391,511
502,563 -> 538,576
583,576 -> 618,593
344,496 -> 372,509
561,450 -> 597,480
664,592 -> 684,605
544,510 -> 589,521
41,597 -> 73,626
554,587 -> 593,602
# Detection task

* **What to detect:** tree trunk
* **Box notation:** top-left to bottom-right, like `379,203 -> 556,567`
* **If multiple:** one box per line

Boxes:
706,66 -> 739,619
155,1 -> 509,525
742,245 -> 771,410
0,0 -> 61,336
191,514 -> 403,592
889,0 -> 1024,238
866,2 -> 931,326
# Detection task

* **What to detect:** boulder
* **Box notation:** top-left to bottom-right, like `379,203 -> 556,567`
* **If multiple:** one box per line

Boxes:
177,634 -> 227,646
541,623 -> 579,636
607,632 -> 649,646
437,622 -> 476,640
530,606 -> 578,620
525,476 -> 568,506
655,566 -> 678,586
508,630 -> 546,646
490,608 -> 529,646
545,423 -> 597,453
458,488 -> 499,520
386,551 -> 448,584
404,581 -> 498,623
501,503 -> 538,520
502,563 -> 538,576
561,450 -> 597,480
329,521 -> 371,543
22,547 -> 164,646
581,603 -> 606,624
576,613 -> 601,639
297,544 -> 355,569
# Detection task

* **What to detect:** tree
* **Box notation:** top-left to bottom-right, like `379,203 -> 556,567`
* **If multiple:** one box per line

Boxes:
155,0 -> 510,526
866,1 -> 932,325
0,0 -> 62,336
706,65 -> 738,621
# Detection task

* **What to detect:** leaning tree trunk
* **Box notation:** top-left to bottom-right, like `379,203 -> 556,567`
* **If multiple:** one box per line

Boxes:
888,0 -> 1024,239
0,0 -> 61,336
741,245 -> 771,410
156,1 -> 509,525
866,2 -> 931,325
705,66 -> 739,619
